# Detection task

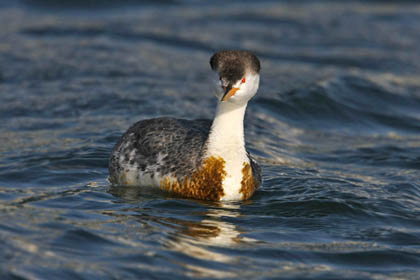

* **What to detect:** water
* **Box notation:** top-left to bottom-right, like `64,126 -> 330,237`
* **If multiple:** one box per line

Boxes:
1,1 -> 420,279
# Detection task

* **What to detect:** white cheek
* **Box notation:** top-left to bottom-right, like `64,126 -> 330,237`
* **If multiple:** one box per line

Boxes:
231,81 -> 258,103
229,91 -> 248,104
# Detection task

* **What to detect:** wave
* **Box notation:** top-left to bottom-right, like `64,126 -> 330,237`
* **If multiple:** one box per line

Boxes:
257,75 -> 420,134
20,0 -> 177,9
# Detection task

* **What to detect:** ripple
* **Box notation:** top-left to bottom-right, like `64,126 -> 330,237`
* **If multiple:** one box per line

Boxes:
258,75 -> 420,134
1,1 -> 420,279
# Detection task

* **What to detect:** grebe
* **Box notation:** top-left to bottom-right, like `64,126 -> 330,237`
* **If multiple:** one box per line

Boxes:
109,50 -> 261,201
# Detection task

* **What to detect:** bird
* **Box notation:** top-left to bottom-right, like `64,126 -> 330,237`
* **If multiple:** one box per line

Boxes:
109,50 -> 261,201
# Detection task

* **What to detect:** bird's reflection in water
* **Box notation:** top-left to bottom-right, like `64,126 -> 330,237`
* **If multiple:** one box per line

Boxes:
109,186 -> 256,278
165,201 -> 255,278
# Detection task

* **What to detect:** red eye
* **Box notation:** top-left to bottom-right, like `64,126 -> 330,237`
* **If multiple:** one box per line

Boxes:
241,78 -> 246,83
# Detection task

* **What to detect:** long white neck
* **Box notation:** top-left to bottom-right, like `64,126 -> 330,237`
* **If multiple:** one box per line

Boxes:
205,101 -> 248,158
205,101 -> 250,200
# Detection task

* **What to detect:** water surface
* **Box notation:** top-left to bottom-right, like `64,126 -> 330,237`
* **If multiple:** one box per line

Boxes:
1,1 -> 420,279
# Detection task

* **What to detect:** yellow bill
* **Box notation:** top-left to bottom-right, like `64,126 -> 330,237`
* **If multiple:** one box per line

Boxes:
221,87 -> 239,102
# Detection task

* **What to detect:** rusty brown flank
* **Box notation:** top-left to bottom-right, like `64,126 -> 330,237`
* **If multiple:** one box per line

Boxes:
160,156 -> 227,201
239,162 -> 259,200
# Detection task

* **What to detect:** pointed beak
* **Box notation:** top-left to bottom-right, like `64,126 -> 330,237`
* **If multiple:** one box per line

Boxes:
221,85 -> 240,102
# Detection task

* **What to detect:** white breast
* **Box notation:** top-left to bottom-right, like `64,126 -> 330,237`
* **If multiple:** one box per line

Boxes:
204,101 -> 250,200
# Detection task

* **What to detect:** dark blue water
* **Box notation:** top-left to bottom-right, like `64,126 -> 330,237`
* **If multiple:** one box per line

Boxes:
1,1 -> 420,279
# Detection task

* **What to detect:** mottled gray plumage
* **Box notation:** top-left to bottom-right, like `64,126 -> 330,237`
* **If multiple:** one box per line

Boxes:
109,117 -> 211,180
109,117 -> 261,182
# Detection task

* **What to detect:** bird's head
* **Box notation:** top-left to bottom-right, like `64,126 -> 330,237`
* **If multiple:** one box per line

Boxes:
210,50 -> 260,105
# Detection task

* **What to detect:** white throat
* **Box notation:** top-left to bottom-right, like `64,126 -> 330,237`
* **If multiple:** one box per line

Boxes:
205,100 -> 250,200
